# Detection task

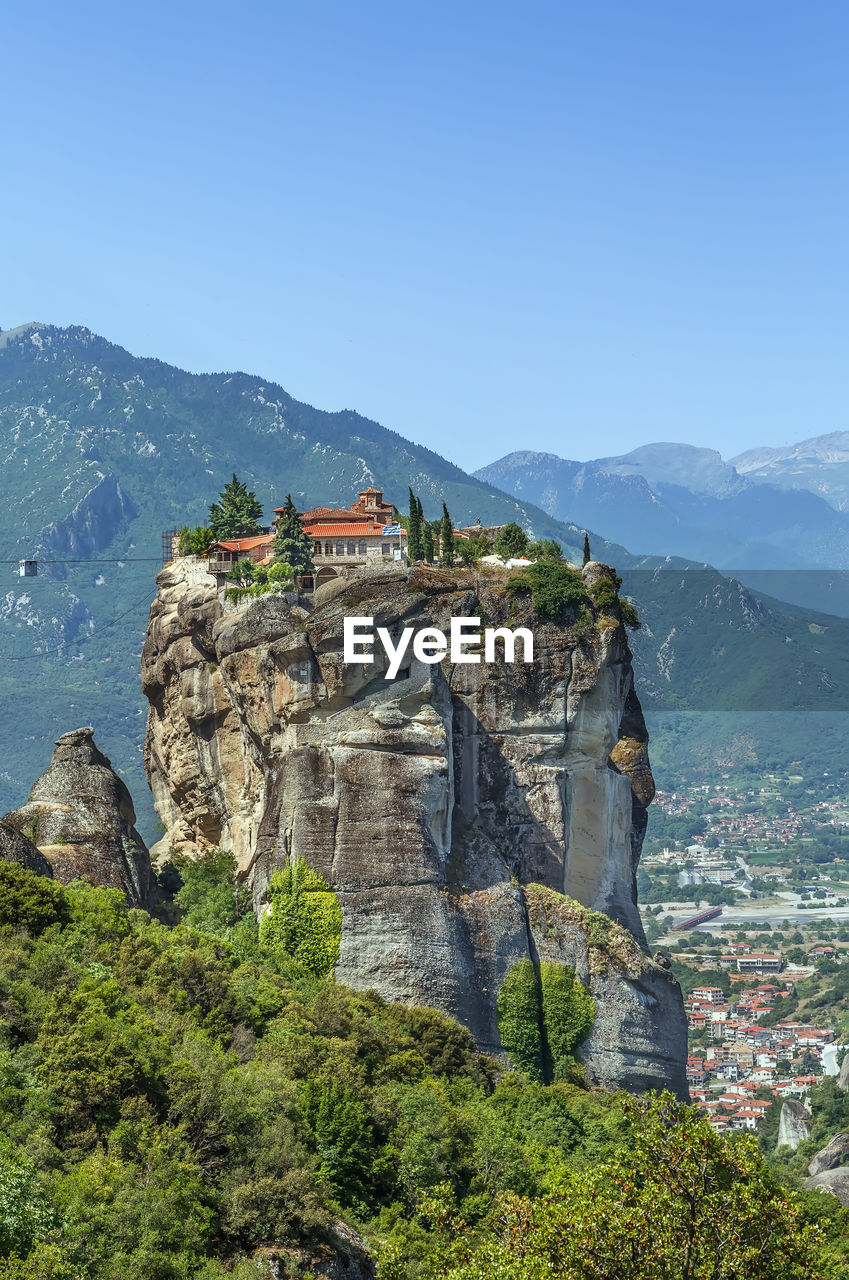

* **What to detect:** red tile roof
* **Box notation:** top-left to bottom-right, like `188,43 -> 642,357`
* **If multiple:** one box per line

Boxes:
209,536 -> 274,552
306,523 -> 388,538
297,507 -> 373,522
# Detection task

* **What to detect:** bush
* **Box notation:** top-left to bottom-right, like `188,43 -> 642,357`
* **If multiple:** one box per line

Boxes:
493,523 -> 530,559
178,526 -> 213,557
0,862 -> 68,935
260,858 -> 342,978
506,563 -> 590,620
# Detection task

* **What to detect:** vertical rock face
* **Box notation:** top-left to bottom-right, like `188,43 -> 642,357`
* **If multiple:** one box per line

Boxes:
2,727 -> 153,907
142,558 -> 687,1096
777,1100 -> 813,1151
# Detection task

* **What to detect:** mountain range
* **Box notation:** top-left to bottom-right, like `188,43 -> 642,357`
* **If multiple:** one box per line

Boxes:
2,322 -> 849,834
475,442 -> 849,572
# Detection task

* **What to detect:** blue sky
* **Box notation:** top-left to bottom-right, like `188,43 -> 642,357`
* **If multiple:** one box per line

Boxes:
1,1 -> 847,471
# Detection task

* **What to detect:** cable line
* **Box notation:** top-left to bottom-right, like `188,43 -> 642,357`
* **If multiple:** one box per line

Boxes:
0,587 -> 156,662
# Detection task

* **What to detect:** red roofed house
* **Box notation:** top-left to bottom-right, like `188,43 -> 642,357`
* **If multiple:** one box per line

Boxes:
207,488 -> 407,592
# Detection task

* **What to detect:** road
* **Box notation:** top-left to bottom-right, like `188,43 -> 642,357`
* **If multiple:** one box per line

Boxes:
822,1044 -> 841,1078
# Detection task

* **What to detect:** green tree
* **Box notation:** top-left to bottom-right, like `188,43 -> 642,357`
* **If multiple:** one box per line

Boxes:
440,1094 -> 820,1280
440,503 -> 455,566
0,1138 -> 57,1259
178,525 -> 214,556
494,523 -> 530,560
583,532 -> 591,566
260,857 -> 342,977
272,494 -> 314,576
0,861 -> 68,935
208,474 -> 263,539
496,959 -> 545,1082
422,515 -> 435,564
408,488 -> 422,561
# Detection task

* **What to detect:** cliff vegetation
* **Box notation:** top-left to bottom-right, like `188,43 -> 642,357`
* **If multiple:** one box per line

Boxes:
0,856 -> 845,1279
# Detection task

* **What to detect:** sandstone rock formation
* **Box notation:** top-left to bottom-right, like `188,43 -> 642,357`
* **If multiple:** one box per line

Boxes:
0,821 -> 53,877
2,727 -> 153,907
808,1133 -> 849,1176
142,557 -> 687,1095
777,1099 -> 813,1151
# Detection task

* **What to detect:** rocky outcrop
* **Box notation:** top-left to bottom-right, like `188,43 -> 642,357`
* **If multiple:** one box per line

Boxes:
142,557 -> 687,1096
41,473 -> 136,567
808,1133 -> 849,1176
2,727 -> 153,907
838,1052 -> 849,1092
0,821 -> 53,877
804,1168 -> 849,1206
777,1100 -> 813,1151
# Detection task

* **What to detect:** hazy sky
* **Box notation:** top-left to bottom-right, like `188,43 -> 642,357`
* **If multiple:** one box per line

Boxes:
2,1 -> 847,471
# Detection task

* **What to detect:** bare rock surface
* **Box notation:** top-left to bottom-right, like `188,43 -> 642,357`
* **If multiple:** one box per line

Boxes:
804,1167 -> 849,1206
839,1052 -> 849,1092
2,727 -> 153,907
808,1133 -> 849,1176
778,1100 -> 813,1151
142,557 -> 687,1095
0,820 -> 53,877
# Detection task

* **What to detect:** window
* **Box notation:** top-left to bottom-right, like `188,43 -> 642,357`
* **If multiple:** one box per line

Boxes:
336,542 -> 345,555
358,540 -> 367,554
325,542 -> 333,556
347,541 -> 355,555
314,542 -> 322,555
382,542 -> 390,556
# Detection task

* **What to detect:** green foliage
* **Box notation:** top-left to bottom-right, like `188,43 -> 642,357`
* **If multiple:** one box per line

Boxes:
496,960 -> 595,1084
539,963 -> 595,1080
440,502 -> 454,566
223,560 -> 295,604
455,534 -> 492,565
526,538 -> 563,562
422,515 -> 435,563
495,959 -> 545,1082
260,858 -> 342,978
506,562 -> 590,620
408,488 -> 422,561
272,493 -> 314,575
583,532 -> 591,566
439,1093 -> 821,1279
170,849 -> 259,959
0,862 -> 68,935
208,474 -> 263,540
178,526 -> 214,557
0,860 -> 844,1278
493,522 -> 529,559
0,1138 -> 56,1259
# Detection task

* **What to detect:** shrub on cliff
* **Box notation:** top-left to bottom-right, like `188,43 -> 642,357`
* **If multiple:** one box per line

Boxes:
496,959 -> 595,1084
506,562 -> 589,620
260,857 -> 342,978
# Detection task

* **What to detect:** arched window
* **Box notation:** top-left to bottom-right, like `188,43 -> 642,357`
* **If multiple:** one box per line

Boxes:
358,540 -> 367,555
347,541 -> 355,555
325,542 -> 333,556
336,541 -> 345,556
314,542 -> 322,555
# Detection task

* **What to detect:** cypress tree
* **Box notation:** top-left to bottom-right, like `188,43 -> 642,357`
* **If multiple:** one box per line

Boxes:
440,502 -> 454,566
422,520 -> 434,564
408,487 -> 421,561
583,533 -> 591,566
208,474 -> 263,539
273,494 -> 314,575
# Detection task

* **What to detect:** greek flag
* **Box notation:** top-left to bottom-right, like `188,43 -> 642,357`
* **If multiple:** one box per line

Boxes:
381,523 -> 402,536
